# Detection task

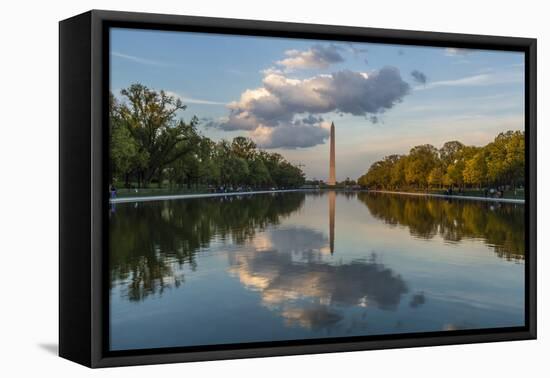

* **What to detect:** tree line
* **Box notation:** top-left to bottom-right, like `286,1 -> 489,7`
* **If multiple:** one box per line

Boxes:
110,84 -> 306,190
357,131 -> 525,191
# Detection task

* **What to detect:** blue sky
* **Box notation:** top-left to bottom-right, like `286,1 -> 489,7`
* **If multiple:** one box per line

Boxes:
110,28 -> 525,181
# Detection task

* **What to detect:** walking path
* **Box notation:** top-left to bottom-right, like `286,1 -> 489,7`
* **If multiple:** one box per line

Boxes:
110,189 -> 304,203
370,190 -> 525,204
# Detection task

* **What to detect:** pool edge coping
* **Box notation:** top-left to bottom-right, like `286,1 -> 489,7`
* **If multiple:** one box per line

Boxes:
109,189 -> 525,204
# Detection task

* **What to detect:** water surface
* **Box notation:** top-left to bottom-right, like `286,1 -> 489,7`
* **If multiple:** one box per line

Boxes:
109,191 -> 525,351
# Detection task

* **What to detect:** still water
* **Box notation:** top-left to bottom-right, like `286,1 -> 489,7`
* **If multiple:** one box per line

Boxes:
109,191 -> 525,351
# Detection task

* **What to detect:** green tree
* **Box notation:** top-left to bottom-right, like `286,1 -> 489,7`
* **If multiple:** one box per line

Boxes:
463,150 -> 488,188
109,93 -> 147,186
405,144 -> 439,189
428,167 -> 444,189
358,155 -> 401,189
357,131 -> 524,193
231,136 -> 257,160
440,141 -> 465,168
486,131 -> 525,188
248,158 -> 271,187
390,156 -> 407,189
117,84 -> 200,187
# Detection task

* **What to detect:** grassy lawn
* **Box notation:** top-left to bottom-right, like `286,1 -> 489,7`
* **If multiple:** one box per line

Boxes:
408,188 -> 525,200
113,186 -> 211,198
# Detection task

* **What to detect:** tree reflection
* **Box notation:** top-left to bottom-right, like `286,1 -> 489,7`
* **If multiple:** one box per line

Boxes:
109,192 -> 306,301
358,192 -> 525,260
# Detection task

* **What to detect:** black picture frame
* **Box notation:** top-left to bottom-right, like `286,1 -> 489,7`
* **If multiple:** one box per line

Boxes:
59,9 -> 537,368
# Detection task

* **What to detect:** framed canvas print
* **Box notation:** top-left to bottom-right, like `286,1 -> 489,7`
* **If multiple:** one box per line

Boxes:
59,10 -> 536,368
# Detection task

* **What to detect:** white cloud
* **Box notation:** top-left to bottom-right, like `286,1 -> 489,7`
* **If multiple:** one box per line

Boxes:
206,43 -> 409,149
111,51 -> 172,67
420,73 -> 491,89
416,70 -> 523,90
215,66 -> 409,148
225,67 -> 409,126
218,67 -> 409,148
276,44 -> 345,71
252,123 -> 330,149
165,90 -> 226,106
444,47 -> 475,56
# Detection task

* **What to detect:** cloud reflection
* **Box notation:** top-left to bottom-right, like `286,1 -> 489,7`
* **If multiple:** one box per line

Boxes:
282,305 -> 343,330
228,226 -> 408,329
409,292 -> 426,308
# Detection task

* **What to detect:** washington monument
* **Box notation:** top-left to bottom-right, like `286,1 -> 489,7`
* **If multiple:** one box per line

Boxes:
328,122 -> 336,186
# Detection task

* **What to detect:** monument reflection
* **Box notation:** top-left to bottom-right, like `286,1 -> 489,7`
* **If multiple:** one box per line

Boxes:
329,190 -> 335,254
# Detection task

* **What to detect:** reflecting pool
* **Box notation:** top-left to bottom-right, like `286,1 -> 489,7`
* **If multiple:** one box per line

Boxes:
109,191 -> 525,351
